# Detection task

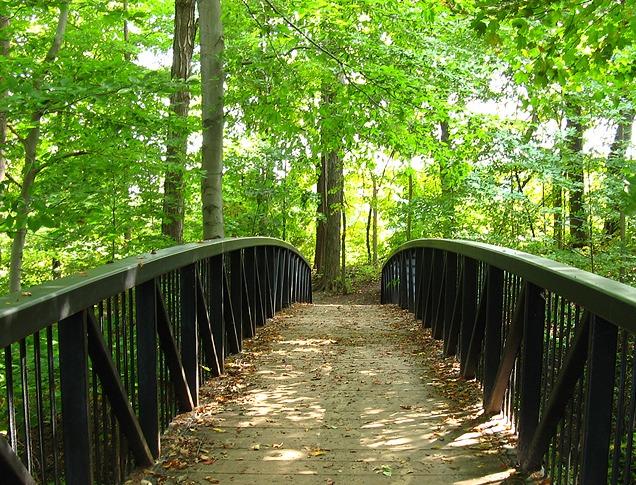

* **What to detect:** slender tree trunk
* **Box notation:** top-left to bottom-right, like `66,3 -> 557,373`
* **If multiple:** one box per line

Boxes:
0,15 -> 9,185
406,172 -> 413,240
366,203 -> 372,264
372,177 -> 378,266
314,154 -> 326,272
565,112 -> 586,248
10,129 -> 38,293
322,150 -> 343,292
281,160 -> 288,240
8,4 -> 69,293
604,112 -> 634,237
199,0 -> 224,239
438,120 -> 455,237
341,207 -> 346,290
162,0 -> 196,243
553,182 -> 563,248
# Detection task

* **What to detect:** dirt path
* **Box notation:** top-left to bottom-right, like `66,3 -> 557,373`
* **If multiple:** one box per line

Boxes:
138,296 -> 516,484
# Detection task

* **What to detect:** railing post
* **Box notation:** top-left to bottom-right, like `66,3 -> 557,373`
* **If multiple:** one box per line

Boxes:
180,264 -> 199,406
580,316 -> 618,484
59,310 -> 93,484
243,248 -> 256,339
443,252 -> 458,343
444,263 -> 463,357
399,252 -> 407,309
282,250 -> 291,308
209,255 -> 225,374
223,256 -> 238,355
255,247 -> 266,325
423,249 -> 435,327
265,247 -> 275,317
294,255 -> 300,303
463,267 -> 490,378
136,279 -> 159,458
230,250 -> 243,354
307,263 -> 313,303
482,266 -> 504,406
413,250 -> 422,316
432,251 -> 446,339
406,251 -> 413,312
459,257 -> 477,370
517,282 -> 545,464
276,248 -> 284,310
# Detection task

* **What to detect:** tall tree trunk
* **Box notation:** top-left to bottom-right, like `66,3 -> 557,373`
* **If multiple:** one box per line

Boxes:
0,15 -> 9,185
604,112 -> 635,237
314,154 -> 326,271
366,203 -> 372,264
322,150 -> 343,292
199,0 -> 225,239
372,176 -> 378,266
162,0 -> 196,243
553,182 -> 563,248
341,207 -> 346,290
406,172 -> 413,240
9,3 -> 69,293
565,111 -> 586,248
438,120 -> 455,237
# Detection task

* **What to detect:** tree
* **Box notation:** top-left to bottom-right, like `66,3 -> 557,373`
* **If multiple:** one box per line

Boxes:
199,0 -> 225,239
162,0 -> 197,243
7,3 -> 70,293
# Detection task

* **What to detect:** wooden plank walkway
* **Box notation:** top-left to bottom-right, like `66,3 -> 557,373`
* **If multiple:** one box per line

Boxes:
137,295 -> 516,484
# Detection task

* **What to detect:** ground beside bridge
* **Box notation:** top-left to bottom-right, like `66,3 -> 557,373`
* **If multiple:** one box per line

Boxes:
134,289 -> 518,484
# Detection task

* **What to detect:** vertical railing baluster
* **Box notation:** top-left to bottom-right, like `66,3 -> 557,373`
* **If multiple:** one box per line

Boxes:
180,264 -> 198,406
517,282 -> 546,464
59,311 -> 93,484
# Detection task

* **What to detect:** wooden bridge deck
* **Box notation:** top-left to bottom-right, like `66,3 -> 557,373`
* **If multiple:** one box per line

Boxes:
139,295 -> 516,484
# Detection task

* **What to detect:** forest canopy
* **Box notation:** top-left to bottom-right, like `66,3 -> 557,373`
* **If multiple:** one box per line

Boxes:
0,0 -> 634,294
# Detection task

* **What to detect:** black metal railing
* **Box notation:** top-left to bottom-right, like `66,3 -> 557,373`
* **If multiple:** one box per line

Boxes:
381,239 -> 635,484
0,237 -> 312,485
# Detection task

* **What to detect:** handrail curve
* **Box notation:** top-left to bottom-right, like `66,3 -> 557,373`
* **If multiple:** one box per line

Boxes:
381,238 -> 635,484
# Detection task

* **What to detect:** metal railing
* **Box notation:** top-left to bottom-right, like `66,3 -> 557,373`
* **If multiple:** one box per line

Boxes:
0,237 -> 312,484
381,239 -> 635,484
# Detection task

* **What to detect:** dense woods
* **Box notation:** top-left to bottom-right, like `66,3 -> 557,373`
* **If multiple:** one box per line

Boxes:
0,0 -> 635,294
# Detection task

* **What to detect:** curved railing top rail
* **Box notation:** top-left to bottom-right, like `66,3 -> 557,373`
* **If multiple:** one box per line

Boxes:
0,236 -> 309,347
385,238 -> 636,334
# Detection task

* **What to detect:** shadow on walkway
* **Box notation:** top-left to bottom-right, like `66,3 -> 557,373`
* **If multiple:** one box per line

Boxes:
137,294 -> 516,484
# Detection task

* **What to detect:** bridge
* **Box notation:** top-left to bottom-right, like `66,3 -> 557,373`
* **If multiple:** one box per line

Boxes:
0,238 -> 634,484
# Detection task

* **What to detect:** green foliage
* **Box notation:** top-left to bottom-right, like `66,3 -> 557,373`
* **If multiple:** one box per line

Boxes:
0,0 -> 635,296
